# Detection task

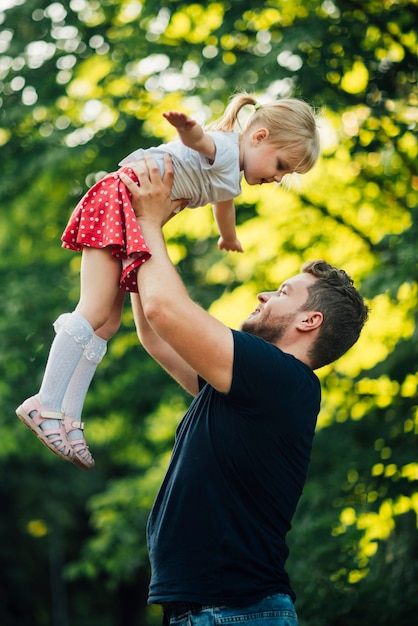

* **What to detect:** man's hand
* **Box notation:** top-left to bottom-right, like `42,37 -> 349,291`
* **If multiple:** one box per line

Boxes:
120,155 -> 185,226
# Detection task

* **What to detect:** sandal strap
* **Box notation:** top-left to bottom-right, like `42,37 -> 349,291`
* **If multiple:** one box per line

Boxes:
39,408 -> 64,420
68,419 -> 84,430
31,395 -> 64,421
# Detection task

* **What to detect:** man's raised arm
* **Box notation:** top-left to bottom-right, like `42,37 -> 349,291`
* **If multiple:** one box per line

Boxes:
121,155 -> 234,394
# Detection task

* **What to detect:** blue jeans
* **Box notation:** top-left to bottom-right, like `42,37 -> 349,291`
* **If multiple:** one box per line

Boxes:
164,593 -> 298,625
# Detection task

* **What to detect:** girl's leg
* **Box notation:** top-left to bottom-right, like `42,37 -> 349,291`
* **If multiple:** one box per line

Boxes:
65,286 -> 126,424
39,247 -> 122,409
76,247 -> 123,330
15,310 -> 93,462
16,247 -> 122,463
62,289 -> 126,469
38,311 -> 94,411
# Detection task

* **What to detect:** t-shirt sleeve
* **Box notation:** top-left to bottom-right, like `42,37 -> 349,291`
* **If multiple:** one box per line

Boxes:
195,132 -> 242,202
228,329 -> 320,424
198,132 -> 239,172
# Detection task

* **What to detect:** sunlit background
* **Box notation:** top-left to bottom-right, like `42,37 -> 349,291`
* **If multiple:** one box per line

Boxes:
0,1 -> 417,625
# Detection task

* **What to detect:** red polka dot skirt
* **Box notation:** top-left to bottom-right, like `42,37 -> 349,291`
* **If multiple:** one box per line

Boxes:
61,167 -> 151,292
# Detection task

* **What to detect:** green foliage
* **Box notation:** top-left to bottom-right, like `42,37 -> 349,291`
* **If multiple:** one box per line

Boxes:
0,0 -> 417,625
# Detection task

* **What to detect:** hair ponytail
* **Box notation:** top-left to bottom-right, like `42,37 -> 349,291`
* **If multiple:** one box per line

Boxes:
207,92 -> 258,131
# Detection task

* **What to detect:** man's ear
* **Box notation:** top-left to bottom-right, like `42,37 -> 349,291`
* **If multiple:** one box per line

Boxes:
297,311 -> 323,332
251,127 -> 270,145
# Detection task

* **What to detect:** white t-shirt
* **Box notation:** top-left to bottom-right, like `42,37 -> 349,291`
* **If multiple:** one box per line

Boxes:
119,131 -> 242,209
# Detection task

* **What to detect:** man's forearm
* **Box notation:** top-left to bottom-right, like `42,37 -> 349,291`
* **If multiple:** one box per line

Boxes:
131,290 -> 200,395
135,218 -> 191,328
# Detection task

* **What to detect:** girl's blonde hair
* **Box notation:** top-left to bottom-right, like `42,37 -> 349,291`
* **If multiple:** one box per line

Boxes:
209,92 -> 320,174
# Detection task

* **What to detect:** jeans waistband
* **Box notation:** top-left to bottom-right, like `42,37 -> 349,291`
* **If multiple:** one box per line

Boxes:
162,601 -> 215,618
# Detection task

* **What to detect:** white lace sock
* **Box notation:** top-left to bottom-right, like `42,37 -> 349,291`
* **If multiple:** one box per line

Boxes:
38,312 -> 94,431
62,334 -> 107,442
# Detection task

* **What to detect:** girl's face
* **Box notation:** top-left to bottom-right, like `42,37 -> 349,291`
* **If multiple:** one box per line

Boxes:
240,128 -> 298,186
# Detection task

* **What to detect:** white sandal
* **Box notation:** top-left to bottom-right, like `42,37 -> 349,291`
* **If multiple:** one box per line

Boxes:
16,395 -> 75,462
64,416 -> 95,470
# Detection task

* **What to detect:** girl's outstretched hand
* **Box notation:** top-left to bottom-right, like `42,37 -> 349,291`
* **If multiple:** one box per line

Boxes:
163,111 -> 196,132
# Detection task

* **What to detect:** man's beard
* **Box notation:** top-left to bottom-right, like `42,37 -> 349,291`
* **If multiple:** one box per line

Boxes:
240,311 -> 295,344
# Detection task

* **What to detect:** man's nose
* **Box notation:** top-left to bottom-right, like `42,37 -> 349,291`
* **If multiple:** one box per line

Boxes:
257,291 -> 271,302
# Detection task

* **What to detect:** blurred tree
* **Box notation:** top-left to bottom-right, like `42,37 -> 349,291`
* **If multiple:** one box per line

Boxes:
0,0 -> 416,625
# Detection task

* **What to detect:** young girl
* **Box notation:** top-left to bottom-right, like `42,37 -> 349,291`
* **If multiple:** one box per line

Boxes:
16,92 -> 320,469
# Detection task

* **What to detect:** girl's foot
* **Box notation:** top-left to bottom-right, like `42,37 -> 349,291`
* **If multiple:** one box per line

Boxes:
64,417 -> 95,470
16,395 -> 75,462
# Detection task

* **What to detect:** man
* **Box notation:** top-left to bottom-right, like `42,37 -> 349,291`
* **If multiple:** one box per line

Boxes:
121,156 -> 369,626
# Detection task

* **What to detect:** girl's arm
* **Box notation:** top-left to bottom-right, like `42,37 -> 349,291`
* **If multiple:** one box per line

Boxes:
163,111 -> 216,161
213,200 -> 244,252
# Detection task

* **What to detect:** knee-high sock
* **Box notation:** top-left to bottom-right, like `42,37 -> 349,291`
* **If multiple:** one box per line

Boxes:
62,333 -> 107,422
38,311 -> 94,412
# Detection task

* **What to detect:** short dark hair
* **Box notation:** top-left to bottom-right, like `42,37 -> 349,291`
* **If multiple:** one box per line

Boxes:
301,260 -> 369,369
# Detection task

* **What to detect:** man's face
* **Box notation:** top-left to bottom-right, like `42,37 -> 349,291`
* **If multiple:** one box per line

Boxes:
240,273 -> 317,344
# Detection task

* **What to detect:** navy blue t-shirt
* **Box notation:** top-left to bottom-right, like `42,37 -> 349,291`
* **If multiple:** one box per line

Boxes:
147,329 -> 321,606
